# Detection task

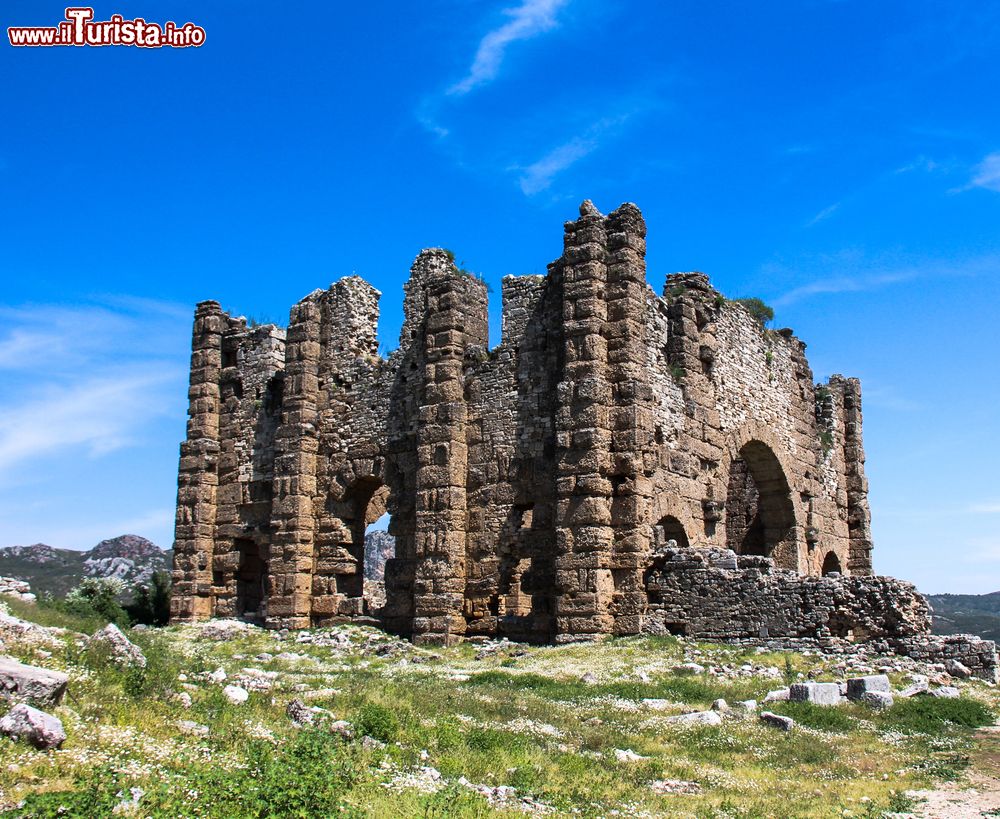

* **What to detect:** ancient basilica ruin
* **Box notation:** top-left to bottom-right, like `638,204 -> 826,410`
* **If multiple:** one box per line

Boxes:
169,200 -> 996,677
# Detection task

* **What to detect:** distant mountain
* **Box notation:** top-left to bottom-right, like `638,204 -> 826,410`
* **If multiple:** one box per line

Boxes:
0,535 -> 171,598
927,591 -> 1000,643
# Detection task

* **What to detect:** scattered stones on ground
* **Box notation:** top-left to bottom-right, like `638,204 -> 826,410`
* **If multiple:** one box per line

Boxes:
790,681 -> 842,706
666,709 -> 723,726
846,674 -> 891,701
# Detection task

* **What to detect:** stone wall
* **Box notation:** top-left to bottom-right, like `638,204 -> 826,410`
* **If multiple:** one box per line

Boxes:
170,199 -> 960,661
642,546 -> 928,641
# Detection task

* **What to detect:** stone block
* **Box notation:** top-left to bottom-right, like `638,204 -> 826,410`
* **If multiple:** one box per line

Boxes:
846,675 -> 891,701
789,682 -> 841,706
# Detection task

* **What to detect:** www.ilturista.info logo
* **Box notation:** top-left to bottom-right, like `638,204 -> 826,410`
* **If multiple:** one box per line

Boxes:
8,7 -> 205,48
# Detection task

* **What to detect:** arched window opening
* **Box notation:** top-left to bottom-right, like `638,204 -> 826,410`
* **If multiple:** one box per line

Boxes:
822,551 -> 842,576
725,440 -> 797,568
364,509 -> 395,613
652,515 -> 690,550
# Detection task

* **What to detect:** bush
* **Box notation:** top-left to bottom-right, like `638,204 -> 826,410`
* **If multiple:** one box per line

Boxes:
60,578 -> 130,627
733,297 -> 775,326
354,701 -> 398,743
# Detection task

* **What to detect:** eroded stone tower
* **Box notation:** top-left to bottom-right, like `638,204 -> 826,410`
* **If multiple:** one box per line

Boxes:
170,201 -> 936,650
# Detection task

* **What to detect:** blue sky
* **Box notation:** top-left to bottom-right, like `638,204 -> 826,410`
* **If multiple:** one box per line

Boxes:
1,1 -> 998,593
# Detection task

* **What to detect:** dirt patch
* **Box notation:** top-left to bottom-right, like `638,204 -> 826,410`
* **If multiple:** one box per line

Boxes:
913,726 -> 1000,818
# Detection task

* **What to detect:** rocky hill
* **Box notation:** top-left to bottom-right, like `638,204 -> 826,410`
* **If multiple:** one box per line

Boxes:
928,591 -> 1000,642
363,530 -> 395,582
0,535 -> 170,597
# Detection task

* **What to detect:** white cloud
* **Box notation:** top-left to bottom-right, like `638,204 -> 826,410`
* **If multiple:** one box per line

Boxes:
448,0 -> 570,96
806,202 -> 840,227
0,299 -> 188,476
894,156 -> 942,175
966,151 -> 1000,192
770,251 -> 1000,307
969,502 -> 1000,514
0,368 -> 182,473
517,136 -> 596,195
772,271 -> 913,307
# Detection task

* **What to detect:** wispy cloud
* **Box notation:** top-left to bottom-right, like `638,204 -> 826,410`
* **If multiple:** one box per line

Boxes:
806,202 -> 840,227
772,271 -> 913,307
962,150 -> 1000,192
969,502 -> 1000,514
859,383 -> 922,412
894,155 -> 943,175
0,299 -> 188,476
517,136 -> 596,195
0,369 -> 181,473
769,251 -> 1000,307
513,112 -> 636,195
448,0 -> 570,96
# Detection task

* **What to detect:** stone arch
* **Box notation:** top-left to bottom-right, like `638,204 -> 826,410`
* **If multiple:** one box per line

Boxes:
652,515 -> 690,550
648,493 -> 699,551
821,550 -> 842,576
719,426 -> 802,571
311,458 -> 393,623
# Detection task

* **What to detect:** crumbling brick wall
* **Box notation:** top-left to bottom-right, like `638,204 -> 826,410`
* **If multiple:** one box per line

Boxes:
172,199 -> 918,648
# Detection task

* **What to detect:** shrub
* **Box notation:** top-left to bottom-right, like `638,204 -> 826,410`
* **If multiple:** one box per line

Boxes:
733,297 -> 775,326
62,577 -> 130,627
354,701 -> 399,742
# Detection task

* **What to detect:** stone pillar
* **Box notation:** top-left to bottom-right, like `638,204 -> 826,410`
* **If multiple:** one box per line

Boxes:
553,201 -> 616,640
267,294 -> 323,628
411,258 -> 488,645
171,301 -> 225,622
604,204 -> 657,634
838,376 -> 873,575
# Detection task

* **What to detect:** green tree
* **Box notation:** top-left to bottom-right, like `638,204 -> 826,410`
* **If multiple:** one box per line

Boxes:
125,571 -> 172,626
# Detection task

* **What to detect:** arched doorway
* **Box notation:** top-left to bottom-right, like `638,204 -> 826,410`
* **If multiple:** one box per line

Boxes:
821,551 -> 842,576
652,515 -> 690,550
725,440 -> 797,568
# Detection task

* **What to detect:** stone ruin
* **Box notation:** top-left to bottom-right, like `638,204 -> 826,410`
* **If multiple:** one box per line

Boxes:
169,200 -> 997,679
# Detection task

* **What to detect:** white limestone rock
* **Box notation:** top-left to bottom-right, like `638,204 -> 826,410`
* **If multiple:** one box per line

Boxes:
0,703 -> 66,749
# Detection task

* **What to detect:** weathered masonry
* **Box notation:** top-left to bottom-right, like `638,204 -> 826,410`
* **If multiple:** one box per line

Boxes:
170,200 -> 948,654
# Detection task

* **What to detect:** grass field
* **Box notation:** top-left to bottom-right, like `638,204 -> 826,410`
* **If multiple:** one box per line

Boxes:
0,597 -> 996,818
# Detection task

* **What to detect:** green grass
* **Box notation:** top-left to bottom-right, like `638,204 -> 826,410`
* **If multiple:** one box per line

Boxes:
768,701 -> 857,733
0,602 -> 997,818
876,696 -> 995,733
